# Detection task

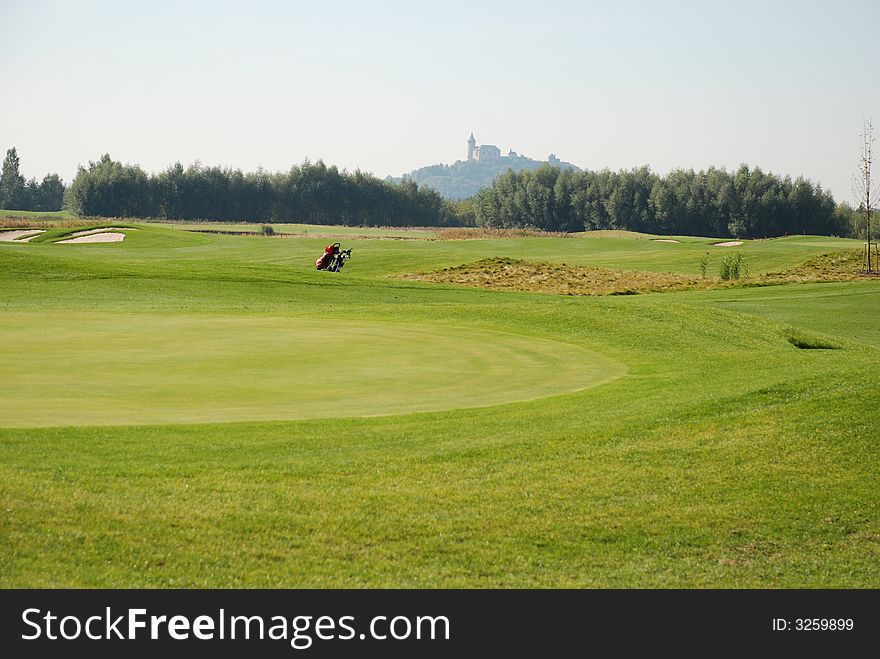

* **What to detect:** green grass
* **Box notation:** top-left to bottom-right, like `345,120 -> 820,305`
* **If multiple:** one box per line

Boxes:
0,312 -> 622,426
1,224 -> 878,587
676,282 -> 880,345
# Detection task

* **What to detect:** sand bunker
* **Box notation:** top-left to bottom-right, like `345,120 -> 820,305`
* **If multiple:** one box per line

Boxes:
64,227 -> 136,238
653,239 -> 681,243
713,241 -> 744,247
17,231 -> 46,242
57,232 -> 126,244
0,229 -> 45,242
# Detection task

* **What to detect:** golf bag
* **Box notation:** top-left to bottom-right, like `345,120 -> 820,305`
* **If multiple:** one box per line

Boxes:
315,243 -> 340,270
315,242 -> 352,272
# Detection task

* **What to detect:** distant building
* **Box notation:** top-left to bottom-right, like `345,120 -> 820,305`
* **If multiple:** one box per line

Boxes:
462,134 -> 575,173
467,133 -> 503,161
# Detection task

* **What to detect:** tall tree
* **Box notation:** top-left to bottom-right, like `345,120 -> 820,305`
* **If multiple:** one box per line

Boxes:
0,147 -> 25,209
37,174 -> 65,211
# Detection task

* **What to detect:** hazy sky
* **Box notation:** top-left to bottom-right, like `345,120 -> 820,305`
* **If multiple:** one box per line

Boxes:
2,0 -> 879,202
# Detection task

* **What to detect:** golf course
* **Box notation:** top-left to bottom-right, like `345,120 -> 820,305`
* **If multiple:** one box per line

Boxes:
1,223 -> 878,587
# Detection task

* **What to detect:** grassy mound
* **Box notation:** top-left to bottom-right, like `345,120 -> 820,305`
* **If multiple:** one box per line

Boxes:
784,329 -> 841,350
401,256 -> 703,295
401,249 -> 874,297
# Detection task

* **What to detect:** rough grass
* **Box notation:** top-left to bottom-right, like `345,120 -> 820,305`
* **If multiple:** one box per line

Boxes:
400,249 -> 876,297
763,248 -> 876,282
146,219 -> 440,239
437,227 -> 571,240
0,217 -> 95,229
0,208 -> 75,220
401,256 -> 704,295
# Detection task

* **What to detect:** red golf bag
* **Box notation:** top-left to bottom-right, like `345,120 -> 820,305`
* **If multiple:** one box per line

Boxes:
315,242 -> 340,270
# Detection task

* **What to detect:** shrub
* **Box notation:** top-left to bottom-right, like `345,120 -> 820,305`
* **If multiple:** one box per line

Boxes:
698,254 -> 709,278
259,224 -> 275,236
720,252 -> 748,280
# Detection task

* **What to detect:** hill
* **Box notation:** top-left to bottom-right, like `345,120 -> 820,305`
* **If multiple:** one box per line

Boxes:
391,153 -> 581,200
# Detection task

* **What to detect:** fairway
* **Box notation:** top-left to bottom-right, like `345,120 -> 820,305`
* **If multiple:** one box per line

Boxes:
682,281 -> 880,345
1,223 -> 878,588
0,312 -> 623,426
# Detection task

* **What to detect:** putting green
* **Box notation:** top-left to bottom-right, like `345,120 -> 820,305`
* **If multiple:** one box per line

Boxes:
0,312 -> 625,427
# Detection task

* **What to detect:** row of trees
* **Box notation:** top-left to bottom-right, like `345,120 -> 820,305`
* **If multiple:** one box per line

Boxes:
474,165 -> 845,238
2,145 -> 858,237
66,155 -> 455,226
0,148 -> 65,212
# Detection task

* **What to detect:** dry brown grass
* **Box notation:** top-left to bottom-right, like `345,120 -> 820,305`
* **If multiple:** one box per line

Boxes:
0,217 -> 96,229
401,257 -> 704,295
437,228 -> 571,240
762,249 -> 874,283
400,249 -> 877,297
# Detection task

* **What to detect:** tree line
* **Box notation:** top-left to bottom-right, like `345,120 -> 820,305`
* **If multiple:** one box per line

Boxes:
1,144 -> 861,237
474,165 -> 848,238
0,148 -> 65,212
66,155 -> 454,226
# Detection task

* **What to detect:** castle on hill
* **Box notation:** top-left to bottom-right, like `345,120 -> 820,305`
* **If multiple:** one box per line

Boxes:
388,135 -> 578,199
466,133 -> 561,165
467,133 -> 505,161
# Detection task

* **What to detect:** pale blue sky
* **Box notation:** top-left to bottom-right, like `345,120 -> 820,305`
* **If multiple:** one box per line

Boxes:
2,0 -> 878,202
